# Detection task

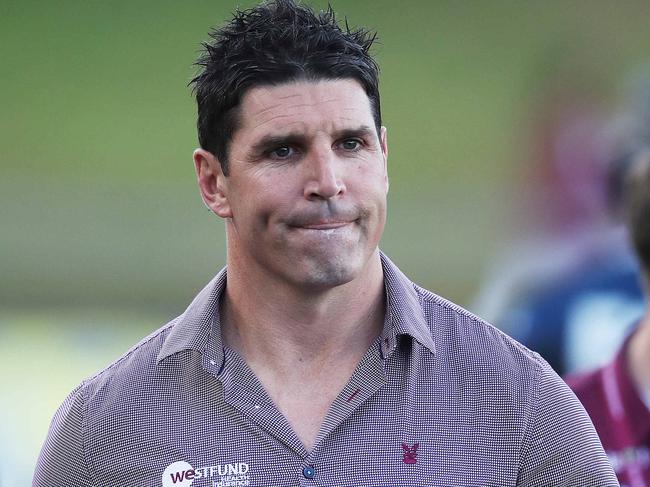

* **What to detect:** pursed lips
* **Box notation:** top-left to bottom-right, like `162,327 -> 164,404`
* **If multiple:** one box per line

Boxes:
297,221 -> 353,230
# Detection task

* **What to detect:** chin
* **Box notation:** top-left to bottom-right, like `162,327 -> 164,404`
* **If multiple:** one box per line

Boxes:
302,268 -> 356,289
292,252 -> 364,290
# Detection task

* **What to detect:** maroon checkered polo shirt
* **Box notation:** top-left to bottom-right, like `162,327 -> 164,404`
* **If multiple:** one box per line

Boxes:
34,253 -> 617,486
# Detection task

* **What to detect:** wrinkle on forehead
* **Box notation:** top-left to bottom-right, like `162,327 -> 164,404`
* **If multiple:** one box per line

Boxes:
241,80 -> 370,130
251,113 -> 360,137
252,99 -> 341,121
257,105 -> 356,125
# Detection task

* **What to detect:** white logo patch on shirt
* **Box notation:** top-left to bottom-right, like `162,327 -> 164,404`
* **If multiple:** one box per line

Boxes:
162,460 -> 251,487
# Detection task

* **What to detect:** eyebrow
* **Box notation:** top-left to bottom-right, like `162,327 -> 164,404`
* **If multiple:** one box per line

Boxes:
250,125 -> 378,155
336,125 -> 377,141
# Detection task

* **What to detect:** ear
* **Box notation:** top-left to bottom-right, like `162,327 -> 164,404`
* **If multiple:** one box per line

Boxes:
193,148 -> 232,218
380,126 -> 389,193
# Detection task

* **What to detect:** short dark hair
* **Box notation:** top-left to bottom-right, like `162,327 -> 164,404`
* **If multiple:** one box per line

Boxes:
190,0 -> 381,175
623,149 -> 650,279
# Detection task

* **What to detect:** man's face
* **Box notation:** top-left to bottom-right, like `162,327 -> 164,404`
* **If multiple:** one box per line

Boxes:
198,79 -> 388,291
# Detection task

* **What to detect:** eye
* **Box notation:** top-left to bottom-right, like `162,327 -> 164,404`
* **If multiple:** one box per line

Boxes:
270,146 -> 295,159
340,138 -> 362,151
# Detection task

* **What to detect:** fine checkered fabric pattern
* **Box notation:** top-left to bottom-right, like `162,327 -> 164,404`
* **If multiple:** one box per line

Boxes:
34,253 -> 619,487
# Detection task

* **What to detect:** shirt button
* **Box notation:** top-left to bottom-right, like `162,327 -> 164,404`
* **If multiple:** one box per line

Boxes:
302,466 -> 315,479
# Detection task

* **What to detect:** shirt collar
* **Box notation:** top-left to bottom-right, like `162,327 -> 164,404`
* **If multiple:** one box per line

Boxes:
156,268 -> 227,369
379,252 -> 437,358
156,251 -> 437,365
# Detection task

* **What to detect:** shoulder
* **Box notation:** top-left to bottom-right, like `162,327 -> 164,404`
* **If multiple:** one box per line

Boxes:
415,283 -> 548,382
409,284 -> 616,483
67,316 -> 187,423
84,318 -> 178,390
409,283 -> 562,439
33,317 -> 187,485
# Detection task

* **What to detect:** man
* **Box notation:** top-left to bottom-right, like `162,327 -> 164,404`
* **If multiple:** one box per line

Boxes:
34,1 -> 617,485
566,149 -> 650,486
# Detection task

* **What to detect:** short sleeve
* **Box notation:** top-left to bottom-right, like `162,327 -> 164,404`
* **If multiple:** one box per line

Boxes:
517,363 -> 619,486
33,385 -> 94,487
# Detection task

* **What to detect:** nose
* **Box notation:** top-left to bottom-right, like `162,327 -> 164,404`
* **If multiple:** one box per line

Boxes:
303,148 -> 346,200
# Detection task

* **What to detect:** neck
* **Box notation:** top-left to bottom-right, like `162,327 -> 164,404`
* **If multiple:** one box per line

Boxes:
221,250 -> 385,375
628,310 -> 650,395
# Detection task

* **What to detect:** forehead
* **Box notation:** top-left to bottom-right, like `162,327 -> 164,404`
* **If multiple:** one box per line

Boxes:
236,79 -> 374,139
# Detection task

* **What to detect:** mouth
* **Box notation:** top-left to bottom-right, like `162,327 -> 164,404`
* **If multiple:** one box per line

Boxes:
297,221 -> 353,230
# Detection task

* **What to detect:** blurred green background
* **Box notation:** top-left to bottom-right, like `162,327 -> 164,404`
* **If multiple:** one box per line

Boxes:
2,0 -> 650,483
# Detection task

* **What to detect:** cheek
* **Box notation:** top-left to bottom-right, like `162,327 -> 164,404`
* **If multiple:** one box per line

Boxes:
229,174 -> 272,218
240,190 -> 289,234
353,167 -> 388,204
354,156 -> 388,187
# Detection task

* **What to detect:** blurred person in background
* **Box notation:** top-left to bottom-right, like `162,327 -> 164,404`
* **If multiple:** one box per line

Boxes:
473,67 -> 650,375
566,148 -> 650,486
33,1 -> 617,486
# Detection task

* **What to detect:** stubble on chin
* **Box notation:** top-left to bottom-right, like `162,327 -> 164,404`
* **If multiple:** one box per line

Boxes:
285,233 -> 376,291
